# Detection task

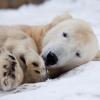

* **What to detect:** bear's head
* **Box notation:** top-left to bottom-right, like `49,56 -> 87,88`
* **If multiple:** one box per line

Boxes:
41,19 -> 98,78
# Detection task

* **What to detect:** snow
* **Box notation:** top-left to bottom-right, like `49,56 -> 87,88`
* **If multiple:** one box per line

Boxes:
0,0 -> 100,100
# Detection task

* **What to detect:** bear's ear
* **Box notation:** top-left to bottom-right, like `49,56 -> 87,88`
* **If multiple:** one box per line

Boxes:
49,12 -> 73,27
93,50 -> 100,61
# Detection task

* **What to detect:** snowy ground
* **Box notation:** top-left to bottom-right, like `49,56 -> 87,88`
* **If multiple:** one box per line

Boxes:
0,0 -> 100,100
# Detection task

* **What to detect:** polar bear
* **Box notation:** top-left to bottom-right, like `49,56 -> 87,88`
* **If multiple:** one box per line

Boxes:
41,19 -> 99,78
18,13 -> 99,78
0,27 -> 47,91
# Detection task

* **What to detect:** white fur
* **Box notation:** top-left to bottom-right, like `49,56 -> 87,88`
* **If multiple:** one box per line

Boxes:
42,19 -> 98,70
0,27 -> 46,91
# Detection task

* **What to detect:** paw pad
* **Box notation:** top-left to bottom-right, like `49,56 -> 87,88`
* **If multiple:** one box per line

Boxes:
34,70 -> 40,74
32,62 -> 39,67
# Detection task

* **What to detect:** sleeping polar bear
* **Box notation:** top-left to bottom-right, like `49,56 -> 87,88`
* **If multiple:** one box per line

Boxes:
0,27 -> 46,91
19,13 -> 99,78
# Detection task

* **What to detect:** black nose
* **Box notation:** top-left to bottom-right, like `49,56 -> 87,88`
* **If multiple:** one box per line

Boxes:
43,52 -> 58,66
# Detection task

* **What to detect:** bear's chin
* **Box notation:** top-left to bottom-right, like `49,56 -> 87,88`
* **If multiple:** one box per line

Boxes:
48,67 -> 70,79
